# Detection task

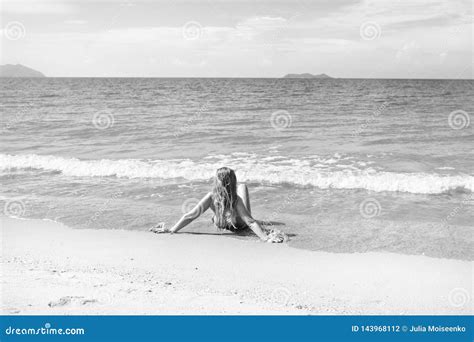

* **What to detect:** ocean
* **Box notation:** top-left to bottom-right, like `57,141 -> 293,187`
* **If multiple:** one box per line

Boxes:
1,78 -> 473,260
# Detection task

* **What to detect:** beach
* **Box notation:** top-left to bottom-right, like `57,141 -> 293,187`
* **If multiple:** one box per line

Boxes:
1,216 -> 471,315
1,78 -> 473,262
1,78 -> 473,316
2,2 -> 473,340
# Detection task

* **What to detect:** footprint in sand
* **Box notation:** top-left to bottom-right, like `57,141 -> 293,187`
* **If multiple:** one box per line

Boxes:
80,298 -> 98,305
5,308 -> 21,314
48,296 -> 97,307
48,296 -> 74,307
48,296 -> 89,308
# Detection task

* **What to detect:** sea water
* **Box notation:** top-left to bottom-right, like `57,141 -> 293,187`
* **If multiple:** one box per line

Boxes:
1,78 -> 473,260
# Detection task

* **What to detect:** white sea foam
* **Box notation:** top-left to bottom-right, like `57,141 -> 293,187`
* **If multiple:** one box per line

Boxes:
1,153 -> 473,195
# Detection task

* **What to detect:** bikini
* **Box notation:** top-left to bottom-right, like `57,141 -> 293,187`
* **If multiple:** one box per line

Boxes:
212,210 -> 247,231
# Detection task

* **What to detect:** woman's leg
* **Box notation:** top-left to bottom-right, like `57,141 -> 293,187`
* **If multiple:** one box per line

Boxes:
237,183 -> 251,215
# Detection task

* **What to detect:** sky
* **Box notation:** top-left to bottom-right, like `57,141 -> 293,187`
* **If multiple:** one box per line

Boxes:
0,0 -> 472,78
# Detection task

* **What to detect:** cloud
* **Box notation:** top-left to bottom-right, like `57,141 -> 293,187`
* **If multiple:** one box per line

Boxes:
2,0 -> 76,14
236,16 -> 288,31
64,20 -> 88,25
1,0 -> 471,78
385,13 -> 463,31
396,41 -> 421,61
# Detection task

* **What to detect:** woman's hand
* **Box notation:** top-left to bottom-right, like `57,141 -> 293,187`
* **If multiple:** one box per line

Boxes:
149,222 -> 171,234
264,228 -> 289,243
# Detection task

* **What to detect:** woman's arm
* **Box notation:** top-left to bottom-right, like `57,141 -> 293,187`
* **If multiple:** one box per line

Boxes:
236,197 -> 268,241
152,192 -> 212,234
169,192 -> 212,233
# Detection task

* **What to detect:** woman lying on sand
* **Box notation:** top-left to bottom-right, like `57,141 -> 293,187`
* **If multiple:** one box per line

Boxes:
150,167 -> 287,243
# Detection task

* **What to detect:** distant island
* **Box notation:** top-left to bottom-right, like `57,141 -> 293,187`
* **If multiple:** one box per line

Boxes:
0,64 -> 45,78
282,73 -> 332,79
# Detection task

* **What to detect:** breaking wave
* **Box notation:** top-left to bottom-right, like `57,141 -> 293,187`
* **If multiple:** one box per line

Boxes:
1,153 -> 473,195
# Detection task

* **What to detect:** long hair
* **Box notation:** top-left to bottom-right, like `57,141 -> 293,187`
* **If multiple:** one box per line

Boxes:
212,167 -> 238,229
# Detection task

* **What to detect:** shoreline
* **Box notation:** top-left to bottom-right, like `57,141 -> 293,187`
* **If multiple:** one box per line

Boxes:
0,216 -> 472,315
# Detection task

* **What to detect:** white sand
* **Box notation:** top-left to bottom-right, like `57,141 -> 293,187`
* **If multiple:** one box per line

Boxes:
0,217 -> 472,315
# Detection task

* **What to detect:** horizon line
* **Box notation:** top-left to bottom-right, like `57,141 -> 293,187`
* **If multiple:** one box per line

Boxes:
1,76 -> 473,80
